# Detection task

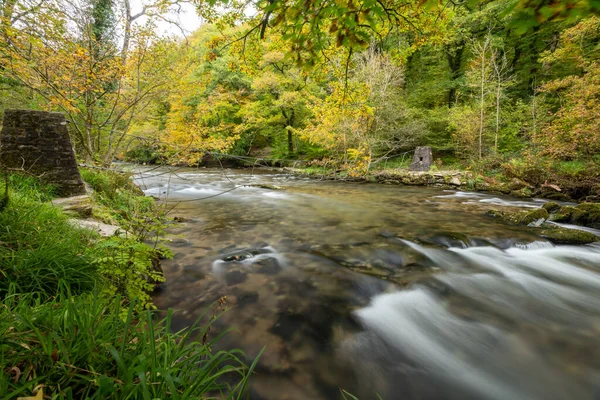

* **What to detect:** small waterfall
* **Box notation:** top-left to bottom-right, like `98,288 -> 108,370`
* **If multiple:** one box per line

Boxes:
352,241 -> 600,400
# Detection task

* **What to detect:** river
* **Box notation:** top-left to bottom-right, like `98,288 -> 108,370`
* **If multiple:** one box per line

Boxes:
133,167 -> 600,400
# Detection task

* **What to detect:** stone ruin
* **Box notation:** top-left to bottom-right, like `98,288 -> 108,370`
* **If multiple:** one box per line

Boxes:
0,109 -> 86,196
409,146 -> 433,172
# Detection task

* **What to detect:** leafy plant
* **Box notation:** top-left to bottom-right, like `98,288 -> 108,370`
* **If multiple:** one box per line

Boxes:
93,236 -> 167,311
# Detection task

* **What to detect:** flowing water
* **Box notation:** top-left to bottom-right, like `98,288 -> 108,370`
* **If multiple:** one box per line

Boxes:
133,167 -> 600,400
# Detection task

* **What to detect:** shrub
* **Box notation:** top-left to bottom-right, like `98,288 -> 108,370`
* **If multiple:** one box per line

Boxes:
80,169 -> 164,237
93,236 -> 170,311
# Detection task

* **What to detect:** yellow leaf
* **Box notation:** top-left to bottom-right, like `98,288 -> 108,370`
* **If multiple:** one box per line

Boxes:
17,387 -> 43,400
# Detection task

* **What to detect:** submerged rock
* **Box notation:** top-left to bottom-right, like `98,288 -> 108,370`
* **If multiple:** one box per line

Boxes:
218,246 -> 274,262
255,257 -> 282,274
246,183 -> 284,190
225,269 -> 247,285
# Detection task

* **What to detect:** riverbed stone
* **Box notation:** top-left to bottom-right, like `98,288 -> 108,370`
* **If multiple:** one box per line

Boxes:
409,146 -> 433,172
255,257 -> 282,274
225,269 -> 247,286
0,109 -> 86,196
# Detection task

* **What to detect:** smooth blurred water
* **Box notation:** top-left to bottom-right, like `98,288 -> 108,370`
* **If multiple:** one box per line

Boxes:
132,167 -> 600,400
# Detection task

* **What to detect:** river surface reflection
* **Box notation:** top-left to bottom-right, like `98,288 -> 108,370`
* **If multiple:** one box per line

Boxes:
133,167 -> 600,400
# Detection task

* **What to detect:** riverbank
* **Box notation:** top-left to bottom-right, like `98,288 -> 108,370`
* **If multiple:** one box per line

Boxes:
0,171 -> 253,399
285,166 -> 600,203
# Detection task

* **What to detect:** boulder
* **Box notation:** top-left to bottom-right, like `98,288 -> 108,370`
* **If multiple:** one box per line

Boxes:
550,203 -> 600,229
574,202 -> 600,229
538,190 -> 572,202
508,178 -> 531,191
509,187 -> 533,198
52,195 -> 93,218
69,219 -> 122,237
450,175 -> 461,186
537,226 -> 600,245
486,208 -> 549,226
542,201 -> 562,214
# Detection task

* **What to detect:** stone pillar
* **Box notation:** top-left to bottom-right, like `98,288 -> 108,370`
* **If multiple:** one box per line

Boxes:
409,146 -> 433,172
0,109 -> 86,196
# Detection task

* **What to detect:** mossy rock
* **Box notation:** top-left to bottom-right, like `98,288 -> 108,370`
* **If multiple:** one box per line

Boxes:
485,209 -> 505,219
509,187 -> 533,198
539,191 -> 572,202
486,208 -> 548,226
484,183 -> 511,194
537,226 -> 600,245
508,178 -> 531,191
575,203 -> 600,229
550,206 -> 578,223
52,195 -> 93,218
550,204 -> 599,229
542,201 -> 562,214
519,208 -> 549,225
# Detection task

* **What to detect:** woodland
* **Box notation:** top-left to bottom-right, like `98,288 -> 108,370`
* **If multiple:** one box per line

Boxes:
1,1 -> 600,398
1,0 -> 600,186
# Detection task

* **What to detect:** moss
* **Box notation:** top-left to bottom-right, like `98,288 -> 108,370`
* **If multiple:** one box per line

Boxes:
540,191 -> 572,202
508,178 -> 531,191
552,206 -> 585,224
486,208 -> 548,226
509,187 -> 533,198
575,203 -> 600,229
518,208 -> 549,225
551,206 -> 577,223
484,182 -> 511,194
537,226 -> 600,245
485,209 -> 505,219
542,201 -> 562,214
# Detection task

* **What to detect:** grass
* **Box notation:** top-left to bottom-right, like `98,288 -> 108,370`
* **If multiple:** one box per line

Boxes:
0,171 -> 257,399
0,293 -> 259,399
0,176 -> 97,301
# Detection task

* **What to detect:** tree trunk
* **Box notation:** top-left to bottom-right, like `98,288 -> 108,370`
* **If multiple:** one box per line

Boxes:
447,41 -> 465,107
495,81 -> 501,153
479,48 -> 485,160
287,128 -> 293,156
122,0 -> 132,66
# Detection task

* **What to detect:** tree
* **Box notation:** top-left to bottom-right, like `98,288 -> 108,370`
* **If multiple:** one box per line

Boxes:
196,0 -> 451,67
469,33 -> 494,159
0,0 -> 183,164
490,45 -> 514,153
537,17 -> 600,159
